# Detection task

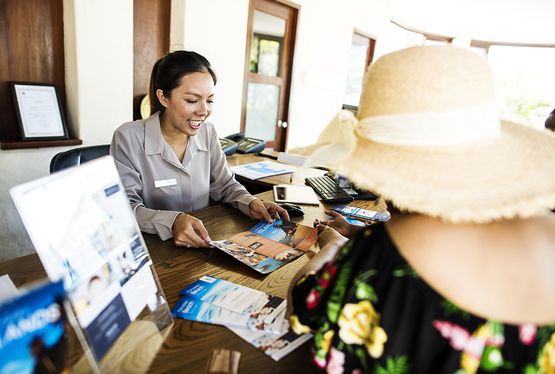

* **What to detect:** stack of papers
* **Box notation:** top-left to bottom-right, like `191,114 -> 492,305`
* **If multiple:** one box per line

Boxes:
171,276 -> 311,361
231,161 -> 294,180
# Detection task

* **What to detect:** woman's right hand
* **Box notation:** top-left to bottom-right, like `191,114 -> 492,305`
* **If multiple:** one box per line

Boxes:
172,213 -> 212,248
315,224 -> 347,249
314,209 -> 354,238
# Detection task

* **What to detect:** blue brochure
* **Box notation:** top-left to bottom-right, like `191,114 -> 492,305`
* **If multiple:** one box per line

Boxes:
0,280 -> 67,374
331,205 -> 391,223
180,276 -> 285,318
171,296 -> 286,334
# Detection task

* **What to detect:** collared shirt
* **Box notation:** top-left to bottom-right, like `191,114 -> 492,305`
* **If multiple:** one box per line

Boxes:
110,112 -> 254,240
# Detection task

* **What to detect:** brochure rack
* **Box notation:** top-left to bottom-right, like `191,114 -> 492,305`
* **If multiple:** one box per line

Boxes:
10,157 -> 173,373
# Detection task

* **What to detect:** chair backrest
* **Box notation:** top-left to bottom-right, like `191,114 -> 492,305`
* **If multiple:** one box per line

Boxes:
49,144 -> 111,174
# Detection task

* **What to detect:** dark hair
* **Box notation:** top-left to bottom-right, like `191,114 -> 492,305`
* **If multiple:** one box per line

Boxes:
149,50 -> 217,113
545,108 -> 555,132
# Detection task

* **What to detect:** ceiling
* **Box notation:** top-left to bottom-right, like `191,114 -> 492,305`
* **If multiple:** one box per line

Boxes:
390,0 -> 554,45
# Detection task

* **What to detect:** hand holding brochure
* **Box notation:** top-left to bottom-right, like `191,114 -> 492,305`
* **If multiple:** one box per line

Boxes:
210,219 -> 318,274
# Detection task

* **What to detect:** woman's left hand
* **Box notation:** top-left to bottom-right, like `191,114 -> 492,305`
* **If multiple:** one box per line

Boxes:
249,199 -> 290,223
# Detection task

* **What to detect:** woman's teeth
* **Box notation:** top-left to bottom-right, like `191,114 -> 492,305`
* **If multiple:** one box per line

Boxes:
189,120 -> 202,129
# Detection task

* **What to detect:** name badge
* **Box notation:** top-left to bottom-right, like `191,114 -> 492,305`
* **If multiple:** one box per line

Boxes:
154,178 -> 177,188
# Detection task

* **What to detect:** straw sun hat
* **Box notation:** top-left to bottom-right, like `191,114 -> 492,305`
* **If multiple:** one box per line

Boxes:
292,45 -> 555,223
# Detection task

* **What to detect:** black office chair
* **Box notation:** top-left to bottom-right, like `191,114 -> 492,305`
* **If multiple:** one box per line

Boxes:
49,144 -> 111,173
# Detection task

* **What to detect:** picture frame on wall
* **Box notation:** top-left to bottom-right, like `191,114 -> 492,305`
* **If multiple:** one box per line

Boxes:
10,82 -> 69,141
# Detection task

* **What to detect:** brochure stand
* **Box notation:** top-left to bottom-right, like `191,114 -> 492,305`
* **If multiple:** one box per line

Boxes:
10,157 -> 174,373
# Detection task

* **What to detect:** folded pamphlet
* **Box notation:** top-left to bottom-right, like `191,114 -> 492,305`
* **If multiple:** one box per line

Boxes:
172,276 -> 312,361
210,219 -> 317,274
172,296 -> 286,334
228,326 -> 312,361
177,276 -> 286,332
331,204 -> 391,223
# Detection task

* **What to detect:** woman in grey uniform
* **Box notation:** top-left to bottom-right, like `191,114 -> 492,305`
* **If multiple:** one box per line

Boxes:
111,50 -> 288,248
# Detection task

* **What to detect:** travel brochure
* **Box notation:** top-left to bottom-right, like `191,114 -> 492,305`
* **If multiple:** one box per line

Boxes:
0,280 -> 67,374
331,204 -> 391,223
172,276 -> 312,361
228,327 -> 312,362
230,161 -> 294,180
210,219 -> 318,274
173,276 -> 286,333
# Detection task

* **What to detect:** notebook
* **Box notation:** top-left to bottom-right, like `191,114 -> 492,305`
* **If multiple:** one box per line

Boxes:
273,184 -> 320,205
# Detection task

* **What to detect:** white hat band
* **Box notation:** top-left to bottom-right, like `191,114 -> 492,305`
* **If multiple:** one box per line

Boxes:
356,103 -> 502,146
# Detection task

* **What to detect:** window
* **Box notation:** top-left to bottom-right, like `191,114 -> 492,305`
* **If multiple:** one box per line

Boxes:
488,45 -> 555,129
250,33 -> 282,77
343,31 -> 376,111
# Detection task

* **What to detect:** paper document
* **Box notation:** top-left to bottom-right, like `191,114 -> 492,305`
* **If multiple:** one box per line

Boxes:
173,276 -> 287,333
231,161 -> 294,180
172,276 -> 311,361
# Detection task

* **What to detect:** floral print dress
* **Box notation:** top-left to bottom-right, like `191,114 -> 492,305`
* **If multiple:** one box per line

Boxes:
290,224 -> 555,374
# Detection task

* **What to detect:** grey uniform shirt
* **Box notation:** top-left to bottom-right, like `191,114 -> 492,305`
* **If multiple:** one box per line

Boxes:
110,112 -> 254,240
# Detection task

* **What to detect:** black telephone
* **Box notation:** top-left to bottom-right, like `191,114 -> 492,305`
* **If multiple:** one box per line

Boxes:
236,137 -> 266,154
225,132 -> 266,154
219,138 -> 238,156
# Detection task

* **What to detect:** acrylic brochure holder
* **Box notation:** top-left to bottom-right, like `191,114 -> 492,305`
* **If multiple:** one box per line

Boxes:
10,156 -> 173,373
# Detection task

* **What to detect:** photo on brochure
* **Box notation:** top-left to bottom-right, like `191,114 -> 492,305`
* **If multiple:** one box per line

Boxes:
229,326 -> 312,362
179,276 -> 286,323
171,296 -> 287,334
173,276 -> 310,361
210,219 -> 318,274
0,280 -> 68,374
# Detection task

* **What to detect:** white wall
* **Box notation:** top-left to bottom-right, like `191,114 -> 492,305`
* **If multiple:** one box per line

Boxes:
0,0 -> 133,261
66,0 -> 133,143
287,0 -> 391,150
391,0 -> 555,44
174,0 -> 250,137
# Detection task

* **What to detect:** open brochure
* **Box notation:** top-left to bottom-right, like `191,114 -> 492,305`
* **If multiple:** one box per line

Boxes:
0,280 -> 68,374
210,219 -> 318,274
171,276 -> 311,361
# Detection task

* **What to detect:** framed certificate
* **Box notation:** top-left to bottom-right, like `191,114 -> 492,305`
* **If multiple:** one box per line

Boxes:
10,82 -> 69,140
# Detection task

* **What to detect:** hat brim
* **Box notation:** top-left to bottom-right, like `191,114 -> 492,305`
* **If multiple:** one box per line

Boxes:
336,121 -> 555,223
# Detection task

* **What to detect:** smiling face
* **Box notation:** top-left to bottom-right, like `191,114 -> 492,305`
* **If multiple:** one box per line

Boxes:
157,71 -> 215,138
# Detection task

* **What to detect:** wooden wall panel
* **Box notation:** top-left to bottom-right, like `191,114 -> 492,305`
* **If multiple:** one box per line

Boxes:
0,0 -> 66,141
133,0 -> 170,120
